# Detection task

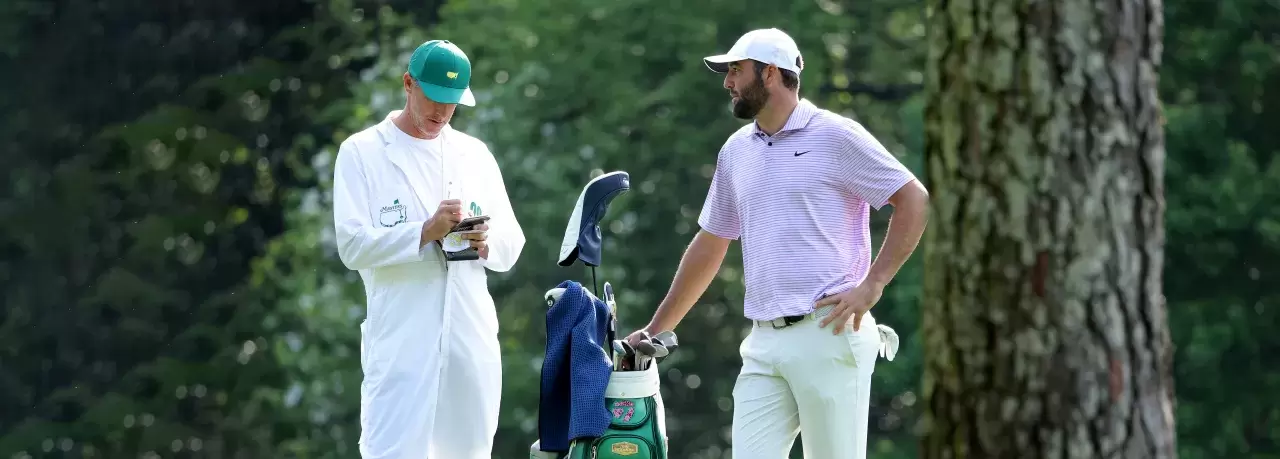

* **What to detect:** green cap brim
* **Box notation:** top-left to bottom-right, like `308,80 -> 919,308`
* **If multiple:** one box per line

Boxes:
418,80 -> 476,106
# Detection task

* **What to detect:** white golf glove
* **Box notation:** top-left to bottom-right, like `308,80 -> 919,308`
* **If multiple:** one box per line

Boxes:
877,324 -> 899,362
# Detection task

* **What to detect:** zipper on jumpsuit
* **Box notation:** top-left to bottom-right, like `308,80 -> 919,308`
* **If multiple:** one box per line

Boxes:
426,136 -> 454,452
429,253 -> 452,451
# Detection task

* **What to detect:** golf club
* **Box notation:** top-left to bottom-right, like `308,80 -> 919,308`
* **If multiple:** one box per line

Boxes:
612,340 -> 628,371
653,330 -> 678,348
647,343 -> 669,359
603,282 -> 618,359
642,347 -> 664,371
635,330 -> 653,369
634,338 -> 659,356
621,341 -> 636,371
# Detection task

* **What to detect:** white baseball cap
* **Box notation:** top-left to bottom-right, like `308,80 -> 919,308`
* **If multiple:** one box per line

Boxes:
703,28 -> 804,74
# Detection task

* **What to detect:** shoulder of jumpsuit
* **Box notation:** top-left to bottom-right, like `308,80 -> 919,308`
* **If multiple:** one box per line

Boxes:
367,111 -> 408,148
443,125 -> 501,168
334,121 -> 389,164
335,112 -> 401,156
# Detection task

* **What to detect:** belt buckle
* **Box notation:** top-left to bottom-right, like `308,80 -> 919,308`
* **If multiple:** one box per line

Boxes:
770,315 -> 802,329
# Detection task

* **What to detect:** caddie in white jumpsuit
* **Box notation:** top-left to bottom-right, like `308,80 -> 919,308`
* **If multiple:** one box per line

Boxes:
331,39 -> 526,459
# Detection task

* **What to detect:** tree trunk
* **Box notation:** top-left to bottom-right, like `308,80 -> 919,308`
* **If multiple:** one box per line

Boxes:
919,0 -> 1177,457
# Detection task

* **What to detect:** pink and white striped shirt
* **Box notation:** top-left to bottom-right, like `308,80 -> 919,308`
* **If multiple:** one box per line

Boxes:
698,98 -> 916,321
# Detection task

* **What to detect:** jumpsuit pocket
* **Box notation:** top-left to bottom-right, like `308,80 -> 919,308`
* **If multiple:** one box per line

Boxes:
359,320 -> 369,371
360,288 -> 390,373
365,288 -> 387,332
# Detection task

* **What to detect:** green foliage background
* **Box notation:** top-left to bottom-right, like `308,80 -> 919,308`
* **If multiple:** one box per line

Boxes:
0,0 -> 1275,458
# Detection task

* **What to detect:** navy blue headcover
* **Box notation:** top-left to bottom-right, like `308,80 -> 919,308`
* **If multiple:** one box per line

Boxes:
558,171 -> 631,267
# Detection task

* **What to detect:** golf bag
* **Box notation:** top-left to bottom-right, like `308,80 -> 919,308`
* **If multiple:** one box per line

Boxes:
565,362 -> 668,458
531,284 -> 671,459
530,171 -> 671,459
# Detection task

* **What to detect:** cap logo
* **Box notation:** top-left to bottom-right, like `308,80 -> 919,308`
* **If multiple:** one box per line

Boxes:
446,71 -> 458,79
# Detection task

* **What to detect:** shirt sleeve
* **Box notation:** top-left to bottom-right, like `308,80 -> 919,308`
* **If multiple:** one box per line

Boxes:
475,143 -> 526,272
697,146 -> 741,240
838,122 -> 917,210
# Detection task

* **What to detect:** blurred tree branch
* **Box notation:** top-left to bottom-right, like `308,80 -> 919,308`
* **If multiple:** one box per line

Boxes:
819,81 -> 921,102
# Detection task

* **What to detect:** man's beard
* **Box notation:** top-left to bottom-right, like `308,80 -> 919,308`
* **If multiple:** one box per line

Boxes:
731,79 -> 768,119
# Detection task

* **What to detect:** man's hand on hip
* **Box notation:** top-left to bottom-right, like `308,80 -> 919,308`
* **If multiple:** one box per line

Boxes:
815,281 -> 885,334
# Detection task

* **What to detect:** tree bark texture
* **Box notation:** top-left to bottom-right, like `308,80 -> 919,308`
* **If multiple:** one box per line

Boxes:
920,0 -> 1176,457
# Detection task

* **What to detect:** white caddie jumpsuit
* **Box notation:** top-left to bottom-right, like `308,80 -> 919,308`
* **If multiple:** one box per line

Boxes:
332,111 -> 525,459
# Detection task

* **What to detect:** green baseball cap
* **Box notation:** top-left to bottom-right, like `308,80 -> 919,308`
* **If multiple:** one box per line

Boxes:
407,40 -> 476,106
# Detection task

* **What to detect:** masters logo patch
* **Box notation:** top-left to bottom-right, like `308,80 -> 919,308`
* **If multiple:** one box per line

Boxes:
379,199 -> 407,227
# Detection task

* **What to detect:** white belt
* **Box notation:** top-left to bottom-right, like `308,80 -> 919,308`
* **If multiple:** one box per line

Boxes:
751,312 -> 816,329
751,308 -> 900,362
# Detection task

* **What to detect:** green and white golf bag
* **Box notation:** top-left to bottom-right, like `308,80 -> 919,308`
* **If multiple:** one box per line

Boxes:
568,362 -> 668,458
533,170 -> 670,458
529,361 -> 669,459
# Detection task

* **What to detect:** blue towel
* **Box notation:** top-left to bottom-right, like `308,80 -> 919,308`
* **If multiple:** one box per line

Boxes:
537,280 -> 614,452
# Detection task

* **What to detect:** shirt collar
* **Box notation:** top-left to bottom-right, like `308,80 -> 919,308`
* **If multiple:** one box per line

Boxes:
377,110 -> 452,146
752,98 -> 819,136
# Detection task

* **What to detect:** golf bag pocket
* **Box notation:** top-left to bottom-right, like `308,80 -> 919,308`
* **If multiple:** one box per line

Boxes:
568,364 -> 668,459
607,397 -> 652,429
592,434 -> 658,458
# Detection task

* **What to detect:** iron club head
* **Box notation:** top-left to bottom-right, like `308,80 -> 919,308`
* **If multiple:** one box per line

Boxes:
634,339 -> 659,356
648,343 -> 669,359
621,341 -> 636,371
653,330 -> 678,348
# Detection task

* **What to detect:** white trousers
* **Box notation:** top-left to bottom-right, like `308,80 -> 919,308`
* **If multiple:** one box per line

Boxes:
731,308 -> 892,459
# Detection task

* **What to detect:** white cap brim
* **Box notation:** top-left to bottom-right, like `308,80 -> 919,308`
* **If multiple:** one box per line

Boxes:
703,54 -> 746,73
459,87 -> 476,107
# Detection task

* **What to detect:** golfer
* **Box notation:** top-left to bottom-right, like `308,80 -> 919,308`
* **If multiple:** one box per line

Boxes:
626,28 -> 929,458
332,39 -> 525,458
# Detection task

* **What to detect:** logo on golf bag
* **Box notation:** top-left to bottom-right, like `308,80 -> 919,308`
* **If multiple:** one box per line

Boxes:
379,199 -> 407,227
611,442 -> 639,456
